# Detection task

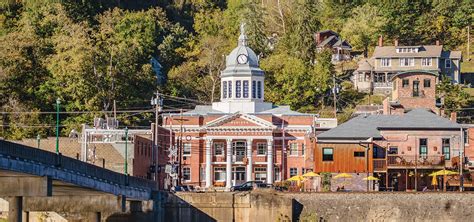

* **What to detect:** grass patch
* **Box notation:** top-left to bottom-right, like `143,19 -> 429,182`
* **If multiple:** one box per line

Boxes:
358,94 -> 386,105
461,59 -> 474,73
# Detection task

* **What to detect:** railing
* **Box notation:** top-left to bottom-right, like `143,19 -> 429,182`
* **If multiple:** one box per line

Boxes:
0,140 -> 155,190
373,159 -> 387,171
373,82 -> 393,87
331,54 -> 351,62
387,154 -> 445,167
232,155 -> 245,162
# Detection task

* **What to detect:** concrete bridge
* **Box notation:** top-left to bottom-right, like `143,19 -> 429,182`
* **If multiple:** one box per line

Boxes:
0,140 -> 157,221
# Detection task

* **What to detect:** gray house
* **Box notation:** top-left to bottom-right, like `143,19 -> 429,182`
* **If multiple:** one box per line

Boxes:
353,37 -> 462,95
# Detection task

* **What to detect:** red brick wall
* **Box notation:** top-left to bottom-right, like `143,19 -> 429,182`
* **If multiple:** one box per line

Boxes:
392,73 -> 437,112
465,127 -> 474,161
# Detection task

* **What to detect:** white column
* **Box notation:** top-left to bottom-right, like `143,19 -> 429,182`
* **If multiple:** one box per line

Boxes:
226,139 -> 232,189
246,138 -> 253,182
267,138 -> 274,184
205,139 -> 212,188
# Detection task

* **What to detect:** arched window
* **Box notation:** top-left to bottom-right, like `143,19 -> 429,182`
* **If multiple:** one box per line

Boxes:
223,81 -> 227,99
243,80 -> 249,98
252,80 -> 256,98
257,81 -> 262,99
236,80 -> 241,98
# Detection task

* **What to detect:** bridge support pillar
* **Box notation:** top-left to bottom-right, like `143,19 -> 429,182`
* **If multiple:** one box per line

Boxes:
8,196 -> 28,222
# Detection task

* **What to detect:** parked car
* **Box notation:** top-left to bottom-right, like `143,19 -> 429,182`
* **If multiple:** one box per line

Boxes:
230,181 -> 271,191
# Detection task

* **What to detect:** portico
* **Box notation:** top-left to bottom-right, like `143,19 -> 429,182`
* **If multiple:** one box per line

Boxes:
204,135 -> 275,188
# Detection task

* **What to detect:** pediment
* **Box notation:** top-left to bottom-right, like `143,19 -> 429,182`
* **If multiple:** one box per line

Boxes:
206,113 -> 276,129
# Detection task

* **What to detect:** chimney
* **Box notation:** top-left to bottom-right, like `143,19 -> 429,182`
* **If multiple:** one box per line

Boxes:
436,40 -> 440,46
382,97 -> 390,115
450,112 -> 457,123
394,39 -> 398,47
378,35 -> 383,47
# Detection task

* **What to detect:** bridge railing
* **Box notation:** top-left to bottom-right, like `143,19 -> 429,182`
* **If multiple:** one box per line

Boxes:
0,140 -> 156,190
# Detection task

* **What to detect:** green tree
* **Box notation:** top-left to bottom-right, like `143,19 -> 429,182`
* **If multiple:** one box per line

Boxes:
341,3 -> 386,57
437,77 -> 470,114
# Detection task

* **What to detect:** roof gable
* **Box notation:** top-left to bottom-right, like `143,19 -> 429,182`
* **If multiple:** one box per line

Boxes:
206,113 -> 276,129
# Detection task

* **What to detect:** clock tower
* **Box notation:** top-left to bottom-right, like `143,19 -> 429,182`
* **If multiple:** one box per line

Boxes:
212,23 -> 273,113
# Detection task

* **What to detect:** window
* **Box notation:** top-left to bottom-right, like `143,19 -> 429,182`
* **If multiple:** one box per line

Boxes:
400,58 -> 414,67
243,80 -> 249,98
381,58 -> 391,67
423,79 -> 431,88
301,168 -> 306,174
290,168 -> 298,177
464,129 -> 469,145
402,79 -> 409,88
445,59 -> 451,68
413,80 -> 420,97
183,143 -> 191,156
419,139 -> 428,157
289,143 -> 298,156
354,151 -> 365,157
183,167 -> 191,181
236,80 -> 241,98
274,167 -> 281,181
200,167 -> 205,181
257,81 -> 262,99
214,167 -> 226,181
255,167 -> 267,182
422,58 -> 432,66
322,148 -> 334,161
358,74 -> 364,82
222,81 -> 227,99
257,143 -> 266,155
442,138 -> 450,160
388,146 -> 398,154
301,144 -> 305,156
397,48 -> 418,53
228,81 -> 232,98
214,142 -> 224,156
252,80 -> 256,98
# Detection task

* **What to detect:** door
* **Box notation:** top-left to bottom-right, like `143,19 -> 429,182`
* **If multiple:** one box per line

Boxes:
233,167 -> 246,185
233,141 -> 246,162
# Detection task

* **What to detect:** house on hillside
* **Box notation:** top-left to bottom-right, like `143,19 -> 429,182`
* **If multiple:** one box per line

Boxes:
353,36 -> 462,95
315,30 -> 352,62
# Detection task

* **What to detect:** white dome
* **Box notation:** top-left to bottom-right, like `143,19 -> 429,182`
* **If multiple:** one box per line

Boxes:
226,45 -> 259,67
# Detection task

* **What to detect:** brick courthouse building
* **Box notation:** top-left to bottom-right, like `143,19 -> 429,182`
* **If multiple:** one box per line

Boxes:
158,26 -> 336,189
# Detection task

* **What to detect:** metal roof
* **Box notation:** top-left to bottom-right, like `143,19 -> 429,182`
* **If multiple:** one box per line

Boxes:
317,109 -> 461,140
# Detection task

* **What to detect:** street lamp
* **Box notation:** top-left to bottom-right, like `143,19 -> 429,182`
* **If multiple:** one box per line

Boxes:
124,127 -> 128,175
55,98 -> 60,154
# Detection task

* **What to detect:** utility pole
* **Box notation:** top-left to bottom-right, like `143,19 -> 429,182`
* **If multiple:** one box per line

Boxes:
460,127 -> 465,192
151,91 -> 163,187
124,127 -> 128,175
113,100 -> 117,121
468,26 -> 471,61
178,109 -> 184,185
332,74 -> 337,118
55,98 -> 61,154
37,134 -> 41,149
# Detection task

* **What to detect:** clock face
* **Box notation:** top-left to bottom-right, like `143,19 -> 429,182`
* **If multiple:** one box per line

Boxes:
237,54 -> 248,64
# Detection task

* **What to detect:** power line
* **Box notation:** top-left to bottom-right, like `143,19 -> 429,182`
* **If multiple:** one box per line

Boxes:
0,108 -> 182,115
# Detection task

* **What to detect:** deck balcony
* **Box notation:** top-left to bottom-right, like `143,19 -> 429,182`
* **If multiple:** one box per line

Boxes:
386,154 -> 445,169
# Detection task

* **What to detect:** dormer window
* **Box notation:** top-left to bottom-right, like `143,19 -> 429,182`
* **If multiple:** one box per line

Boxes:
396,47 -> 419,53
228,81 -> 232,98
